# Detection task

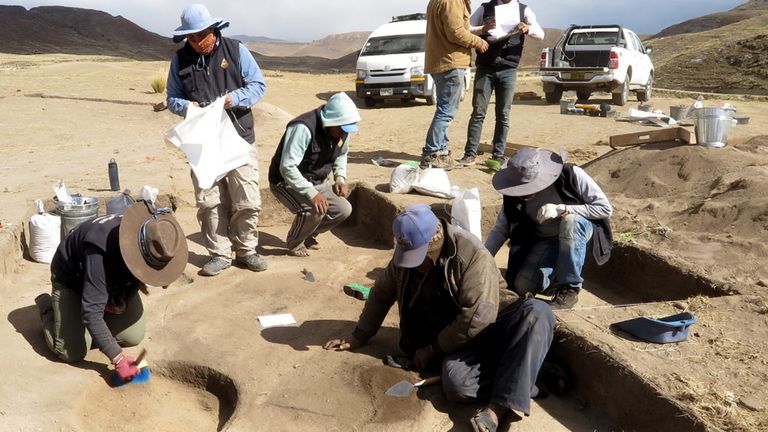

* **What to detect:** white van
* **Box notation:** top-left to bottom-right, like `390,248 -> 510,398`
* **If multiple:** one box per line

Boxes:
355,13 -> 470,107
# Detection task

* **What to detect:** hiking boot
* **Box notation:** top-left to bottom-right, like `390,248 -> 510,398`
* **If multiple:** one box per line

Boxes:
419,153 -> 438,169
235,253 -> 268,272
458,154 -> 476,166
201,256 -> 232,276
549,288 -> 579,309
35,293 -> 52,317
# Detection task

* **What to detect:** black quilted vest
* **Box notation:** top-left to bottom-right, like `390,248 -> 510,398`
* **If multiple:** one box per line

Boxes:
475,1 -> 527,69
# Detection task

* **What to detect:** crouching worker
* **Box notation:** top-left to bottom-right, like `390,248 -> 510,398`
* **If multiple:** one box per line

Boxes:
324,204 -> 555,431
268,92 -> 361,257
487,147 -> 613,309
35,202 -> 188,383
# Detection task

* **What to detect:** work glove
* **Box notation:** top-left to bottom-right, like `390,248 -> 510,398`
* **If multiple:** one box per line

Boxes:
536,204 -> 567,224
113,353 -> 140,382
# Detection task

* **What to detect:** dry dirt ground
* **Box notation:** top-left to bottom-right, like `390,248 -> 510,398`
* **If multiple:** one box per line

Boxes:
1,54 -> 767,431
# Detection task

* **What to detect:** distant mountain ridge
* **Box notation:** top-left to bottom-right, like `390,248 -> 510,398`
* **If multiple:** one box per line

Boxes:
0,5 -> 175,60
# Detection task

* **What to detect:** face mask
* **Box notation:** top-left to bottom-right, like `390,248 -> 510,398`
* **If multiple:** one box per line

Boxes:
190,32 -> 216,55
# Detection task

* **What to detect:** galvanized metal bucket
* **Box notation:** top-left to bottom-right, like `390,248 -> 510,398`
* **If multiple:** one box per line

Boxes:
54,195 -> 100,237
694,107 -> 735,148
669,105 -> 688,122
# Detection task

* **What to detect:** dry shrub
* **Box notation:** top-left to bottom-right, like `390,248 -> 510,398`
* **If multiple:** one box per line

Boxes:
150,72 -> 166,94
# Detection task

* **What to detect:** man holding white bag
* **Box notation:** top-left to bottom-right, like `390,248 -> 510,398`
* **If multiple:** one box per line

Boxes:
486,147 -> 613,309
166,4 -> 268,276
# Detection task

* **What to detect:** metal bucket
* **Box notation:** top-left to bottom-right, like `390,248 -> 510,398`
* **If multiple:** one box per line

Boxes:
54,195 -> 100,237
694,107 -> 734,148
669,105 -> 688,122
560,99 -> 575,114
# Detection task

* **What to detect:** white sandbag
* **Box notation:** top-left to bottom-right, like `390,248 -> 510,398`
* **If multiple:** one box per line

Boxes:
390,164 -> 420,194
413,168 -> 453,199
29,199 -> 61,264
164,97 -> 253,189
450,187 -> 482,241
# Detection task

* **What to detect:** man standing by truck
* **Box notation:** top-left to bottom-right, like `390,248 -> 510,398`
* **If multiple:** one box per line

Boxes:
422,0 -> 489,170
459,0 -> 544,166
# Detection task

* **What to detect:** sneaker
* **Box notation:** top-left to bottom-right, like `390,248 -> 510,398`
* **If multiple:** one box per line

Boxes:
550,288 -> 579,309
419,153 -> 438,169
235,253 -> 268,272
458,154 -> 476,166
432,153 -> 458,171
201,256 -> 232,276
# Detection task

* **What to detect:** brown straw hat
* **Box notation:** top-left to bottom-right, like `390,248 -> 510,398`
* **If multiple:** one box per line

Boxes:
119,202 -> 188,287
492,147 -> 566,196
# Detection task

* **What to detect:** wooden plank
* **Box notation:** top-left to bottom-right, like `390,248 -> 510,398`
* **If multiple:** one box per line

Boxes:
609,127 -> 691,147
477,142 -> 531,157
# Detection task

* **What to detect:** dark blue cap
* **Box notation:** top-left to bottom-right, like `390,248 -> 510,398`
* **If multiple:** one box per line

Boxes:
392,204 -> 438,268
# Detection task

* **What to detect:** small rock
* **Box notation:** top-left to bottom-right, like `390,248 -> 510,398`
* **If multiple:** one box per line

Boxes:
293,364 -> 301,369
646,202 -> 659,210
693,331 -> 701,337
757,280 -> 768,288
672,301 -> 688,310
739,396 -> 766,412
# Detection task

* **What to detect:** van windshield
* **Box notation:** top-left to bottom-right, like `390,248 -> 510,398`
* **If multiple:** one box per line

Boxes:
360,35 -> 424,56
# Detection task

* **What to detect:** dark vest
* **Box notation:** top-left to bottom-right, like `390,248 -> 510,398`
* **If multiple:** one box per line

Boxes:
476,1 -> 527,69
174,36 -> 255,143
268,108 -> 343,186
502,164 -> 613,286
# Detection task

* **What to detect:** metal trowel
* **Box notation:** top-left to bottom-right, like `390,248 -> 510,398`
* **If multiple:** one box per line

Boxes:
385,375 -> 441,397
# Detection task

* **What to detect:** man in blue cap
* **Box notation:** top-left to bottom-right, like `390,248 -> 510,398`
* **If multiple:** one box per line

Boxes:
268,93 -> 361,257
166,4 -> 268,276
324,204 -> 555,431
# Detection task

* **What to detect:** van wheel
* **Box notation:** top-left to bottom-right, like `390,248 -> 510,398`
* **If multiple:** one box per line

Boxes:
364,97 -> 377,108
637,74 -> 653,102
544,88 -> 563,104
425,85 -> 436,105
612,78 -> 629,106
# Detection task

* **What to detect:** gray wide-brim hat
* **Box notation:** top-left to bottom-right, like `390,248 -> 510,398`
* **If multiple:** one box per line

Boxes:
172,4 -> 230,43
492,147 -> 566,196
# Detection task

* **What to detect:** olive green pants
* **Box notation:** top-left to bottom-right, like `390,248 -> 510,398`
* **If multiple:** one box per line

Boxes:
40,280 -> 145,363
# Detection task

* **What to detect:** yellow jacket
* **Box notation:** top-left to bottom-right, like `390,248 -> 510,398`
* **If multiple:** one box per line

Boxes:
425,0 -> 486,74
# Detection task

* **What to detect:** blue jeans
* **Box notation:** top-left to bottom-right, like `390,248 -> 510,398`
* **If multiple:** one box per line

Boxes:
424,69 -> 465,156
513,214 -> 594,295
464,65 -> 518,158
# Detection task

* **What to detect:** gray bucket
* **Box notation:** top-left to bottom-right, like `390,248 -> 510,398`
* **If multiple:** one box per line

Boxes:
694,107 -> 734,148
560,99 -> 575,114
669,105 -> 688,121
54,195 -> 100,237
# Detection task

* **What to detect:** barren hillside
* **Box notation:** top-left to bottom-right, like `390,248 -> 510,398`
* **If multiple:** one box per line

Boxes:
0,5 -> 175,60
246,32 -> 369,59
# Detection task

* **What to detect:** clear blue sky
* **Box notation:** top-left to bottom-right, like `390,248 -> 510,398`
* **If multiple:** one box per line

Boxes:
2,0 -> 747,41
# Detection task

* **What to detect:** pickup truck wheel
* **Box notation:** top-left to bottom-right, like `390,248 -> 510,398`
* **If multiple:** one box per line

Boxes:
364,97 -> 377,108
612,79 -> 629,106
637,74 -> 653,102
576,90 -> 591,101
545,88 -> 563,104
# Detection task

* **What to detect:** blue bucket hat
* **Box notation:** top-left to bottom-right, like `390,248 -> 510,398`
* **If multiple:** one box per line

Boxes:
172,4 -> 230,43
392,204 -> 438,268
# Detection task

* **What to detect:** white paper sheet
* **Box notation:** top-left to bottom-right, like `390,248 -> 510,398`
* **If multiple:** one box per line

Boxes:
489,2 -> 521,39
257,313 -> 297,328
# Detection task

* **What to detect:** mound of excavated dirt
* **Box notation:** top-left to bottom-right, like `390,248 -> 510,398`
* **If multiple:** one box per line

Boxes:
587,142 -> 768,292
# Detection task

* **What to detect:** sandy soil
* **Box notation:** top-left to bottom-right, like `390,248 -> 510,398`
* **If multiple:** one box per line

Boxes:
1,53 -> 767,431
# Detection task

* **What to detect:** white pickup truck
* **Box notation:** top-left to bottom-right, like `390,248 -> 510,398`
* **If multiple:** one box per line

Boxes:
539,25 -> 654,106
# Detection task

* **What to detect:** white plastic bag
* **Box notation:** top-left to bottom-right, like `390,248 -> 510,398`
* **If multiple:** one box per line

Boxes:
389,164 -> 420,194
450,187 -> 482,241
164,97 -> 253,189
413,168 -> 453,199
29,199 -> 61,263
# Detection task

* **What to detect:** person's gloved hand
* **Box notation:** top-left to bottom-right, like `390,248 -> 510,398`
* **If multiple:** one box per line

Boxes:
113,353 -> 140,382
536,204 -> 567,224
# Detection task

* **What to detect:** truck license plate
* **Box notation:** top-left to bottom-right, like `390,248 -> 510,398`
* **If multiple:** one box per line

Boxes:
571,72 -> 585,80
380,88 -> 393,96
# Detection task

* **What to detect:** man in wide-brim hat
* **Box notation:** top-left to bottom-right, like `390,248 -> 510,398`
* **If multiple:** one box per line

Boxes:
486,147 -> 613,308
166,4 -> 268,276
35,202 -> 188,384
